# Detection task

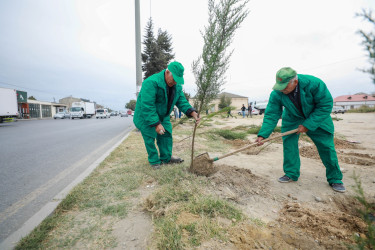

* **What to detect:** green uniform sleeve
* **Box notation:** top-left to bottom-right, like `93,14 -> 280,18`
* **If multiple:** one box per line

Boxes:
140,80 -> 161,126
302,80 -> 333,131
258,91 -> 283,139
175,89 -> 194,115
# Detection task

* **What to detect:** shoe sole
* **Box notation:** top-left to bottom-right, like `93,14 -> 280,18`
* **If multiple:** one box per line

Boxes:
278,179 -> 294,183
332,188 -> 346,193
164,159 -> 184,164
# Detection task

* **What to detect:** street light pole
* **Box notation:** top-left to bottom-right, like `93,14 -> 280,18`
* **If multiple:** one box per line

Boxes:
135,0 -> 142,98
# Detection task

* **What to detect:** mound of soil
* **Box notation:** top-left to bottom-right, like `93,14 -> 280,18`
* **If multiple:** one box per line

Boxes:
190,153 -> 215,176
226,139 -> 249,147
227,222 -> 321,250
300,138 -> 374,166
279,201 -> 367,249
334,138 -> 361,149
207,164 -> 269,202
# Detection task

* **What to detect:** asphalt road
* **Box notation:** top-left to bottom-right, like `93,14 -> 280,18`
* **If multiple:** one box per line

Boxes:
0,116 -> 134,243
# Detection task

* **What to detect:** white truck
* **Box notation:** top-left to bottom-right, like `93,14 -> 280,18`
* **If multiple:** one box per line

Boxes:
0,87 -> 19,123
70,101 -> 95,119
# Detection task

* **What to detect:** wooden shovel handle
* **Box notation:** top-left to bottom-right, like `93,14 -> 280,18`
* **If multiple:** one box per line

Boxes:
215,128 -> 299,161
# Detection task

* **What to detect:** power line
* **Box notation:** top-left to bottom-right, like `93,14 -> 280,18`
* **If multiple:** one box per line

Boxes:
0,81 -> 60,96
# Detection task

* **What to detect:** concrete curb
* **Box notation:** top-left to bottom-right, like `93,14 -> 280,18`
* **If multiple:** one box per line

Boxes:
0,130 -> 133,250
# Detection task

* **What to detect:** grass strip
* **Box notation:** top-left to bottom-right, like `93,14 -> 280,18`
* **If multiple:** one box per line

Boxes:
16,126 -> 249,249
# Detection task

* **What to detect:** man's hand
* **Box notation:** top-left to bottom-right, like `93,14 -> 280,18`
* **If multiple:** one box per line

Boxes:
191,111 -> 201,125
155,124 -> 165,135
255,136 -> 264,146
297,125 -> 308,134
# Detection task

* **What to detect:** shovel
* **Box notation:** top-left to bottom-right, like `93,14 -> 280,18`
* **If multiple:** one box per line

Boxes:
190,128 -> 299,176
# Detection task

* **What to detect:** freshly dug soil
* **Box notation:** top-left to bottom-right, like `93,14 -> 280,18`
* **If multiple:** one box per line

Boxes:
190,153 -> 216,176
207,164 -> 269,201
300,138 -> 374,166
279,199 -> 367,249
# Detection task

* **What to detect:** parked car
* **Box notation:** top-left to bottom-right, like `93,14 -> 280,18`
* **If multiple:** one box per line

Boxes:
96,109 -> 110,119
332,106 -> 346,114
237,108 -> 260,116
253,102 -> 268,115
64,112 -> 71,119
54,112 -> 66,119
127,110 -> 133,116
120,111 -> 128,117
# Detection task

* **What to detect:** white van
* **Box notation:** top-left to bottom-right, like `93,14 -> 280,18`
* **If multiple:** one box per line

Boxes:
96,109 -> 110,119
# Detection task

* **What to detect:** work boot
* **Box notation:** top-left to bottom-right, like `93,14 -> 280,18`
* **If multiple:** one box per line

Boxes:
150,164 -> 161,170
164,156 -> 184,164
330,183 -> 346,193
278,175 -> 294,183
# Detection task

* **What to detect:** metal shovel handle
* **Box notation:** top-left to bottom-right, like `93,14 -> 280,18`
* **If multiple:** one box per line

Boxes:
213,128 -> 299,161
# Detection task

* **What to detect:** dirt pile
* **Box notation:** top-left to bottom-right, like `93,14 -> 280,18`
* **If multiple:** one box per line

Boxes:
207,164 -> 269,202
278,199 -> 367,249
227,222 -> 322,250
300,138 -> 375,166
190,153 -> 215,176
334,138 -> 361,149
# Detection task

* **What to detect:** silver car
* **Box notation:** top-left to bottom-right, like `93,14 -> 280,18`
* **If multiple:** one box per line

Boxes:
54,112 -> 66,119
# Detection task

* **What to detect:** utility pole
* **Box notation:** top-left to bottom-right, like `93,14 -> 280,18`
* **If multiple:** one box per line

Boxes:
134,0 -> 142,98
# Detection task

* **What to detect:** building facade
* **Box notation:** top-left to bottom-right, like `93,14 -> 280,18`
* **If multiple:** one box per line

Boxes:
27,99 -> 67,118
189,92 -> 248,113
333,94 -> 375,110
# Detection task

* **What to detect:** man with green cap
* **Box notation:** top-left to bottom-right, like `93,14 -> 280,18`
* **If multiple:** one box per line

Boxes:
133,61 -> 200,169
255,67 -> 345,192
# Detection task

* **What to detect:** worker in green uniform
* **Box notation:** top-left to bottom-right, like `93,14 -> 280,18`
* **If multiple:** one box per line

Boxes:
255,67 -> 345,192
133,61 -> 200,169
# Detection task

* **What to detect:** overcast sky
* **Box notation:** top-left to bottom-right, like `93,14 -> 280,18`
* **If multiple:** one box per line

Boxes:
0,0 -> 374,111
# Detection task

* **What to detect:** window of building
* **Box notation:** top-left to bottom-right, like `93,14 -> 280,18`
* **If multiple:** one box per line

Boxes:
29,104 -> 40,118
41,105 -> 51,118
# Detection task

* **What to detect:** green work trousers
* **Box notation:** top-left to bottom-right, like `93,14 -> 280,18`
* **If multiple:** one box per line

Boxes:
141,130 -> 173,165
282,127 -> 343,184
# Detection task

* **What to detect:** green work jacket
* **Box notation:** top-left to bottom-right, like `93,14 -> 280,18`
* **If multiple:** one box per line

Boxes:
133,70 -> 193,137
258,74 -> 334,139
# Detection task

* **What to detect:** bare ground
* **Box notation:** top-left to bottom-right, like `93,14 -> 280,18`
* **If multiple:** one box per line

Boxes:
115,113 -> 375,249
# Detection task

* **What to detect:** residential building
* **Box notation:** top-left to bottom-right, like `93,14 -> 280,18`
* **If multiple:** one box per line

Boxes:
58,96 -> 82,110
189,92 -> 248,112
333,94 -> 375,110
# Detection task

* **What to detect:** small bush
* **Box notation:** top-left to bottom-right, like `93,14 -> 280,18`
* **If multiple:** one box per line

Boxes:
246,125 -> 281,135
349,173 -> 375,249
212,129 -> 248,140
347,105 -> 375,113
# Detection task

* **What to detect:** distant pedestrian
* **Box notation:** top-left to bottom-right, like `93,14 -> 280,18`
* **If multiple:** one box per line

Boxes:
241,104 -> 246,118
247,104 -> 252,118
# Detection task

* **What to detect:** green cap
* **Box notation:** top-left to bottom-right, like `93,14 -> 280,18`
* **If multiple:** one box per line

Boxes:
272,67 -> 297,90
168,61 -> 184,85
